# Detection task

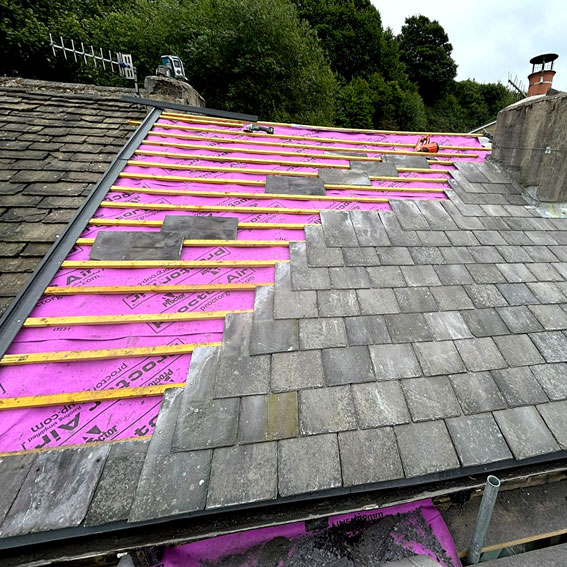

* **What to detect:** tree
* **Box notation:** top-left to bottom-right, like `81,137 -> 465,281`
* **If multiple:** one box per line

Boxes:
397,15 -> 457,102
335,77 -> 374,128
292,0 -> 383,80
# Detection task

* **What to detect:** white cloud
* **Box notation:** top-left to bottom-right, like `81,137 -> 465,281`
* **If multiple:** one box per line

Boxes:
372,0 -> 566,91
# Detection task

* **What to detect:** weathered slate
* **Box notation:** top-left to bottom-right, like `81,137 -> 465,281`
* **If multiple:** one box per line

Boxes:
0,454 -> 37,526
161,214 -> 238,240
0,445 -> 110,537
318,168 -> 371,186
265,175 -> 325,195
349,161 -> 398,177
90,231 -> 184,261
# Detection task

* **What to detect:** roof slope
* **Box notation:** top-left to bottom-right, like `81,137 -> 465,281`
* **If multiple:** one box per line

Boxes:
0,79 -> 144,315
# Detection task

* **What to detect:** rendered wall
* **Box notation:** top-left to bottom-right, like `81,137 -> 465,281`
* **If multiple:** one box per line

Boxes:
492,92 -> 567,202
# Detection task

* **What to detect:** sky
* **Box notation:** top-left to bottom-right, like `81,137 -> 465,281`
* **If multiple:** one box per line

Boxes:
372,0 -> 567,92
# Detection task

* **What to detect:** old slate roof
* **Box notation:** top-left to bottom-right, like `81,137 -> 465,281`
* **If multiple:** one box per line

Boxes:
1,108 -> 567,556
0,78 -> 145,315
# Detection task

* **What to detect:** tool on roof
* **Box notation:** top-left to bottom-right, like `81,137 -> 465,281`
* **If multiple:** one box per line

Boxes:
156,55 -> 188,82
244,124 -> 275,134
414,135 -> 439,153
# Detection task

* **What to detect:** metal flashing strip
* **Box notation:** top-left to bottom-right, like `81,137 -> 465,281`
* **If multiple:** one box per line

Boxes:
120,94 -> 258,122
0,107 -> 163,360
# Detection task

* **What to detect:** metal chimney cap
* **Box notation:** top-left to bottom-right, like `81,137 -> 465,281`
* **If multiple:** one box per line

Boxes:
530,53 -> 559,65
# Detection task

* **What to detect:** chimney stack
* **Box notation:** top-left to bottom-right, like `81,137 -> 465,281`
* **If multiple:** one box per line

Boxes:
527,53 -> 558,97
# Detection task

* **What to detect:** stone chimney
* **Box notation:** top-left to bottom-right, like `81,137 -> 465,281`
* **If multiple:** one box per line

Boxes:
527,53 -> 558,97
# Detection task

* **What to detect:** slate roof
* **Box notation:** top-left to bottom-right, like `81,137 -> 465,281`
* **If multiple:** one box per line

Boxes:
1,105 -> 567,555
0,78 -> 145,315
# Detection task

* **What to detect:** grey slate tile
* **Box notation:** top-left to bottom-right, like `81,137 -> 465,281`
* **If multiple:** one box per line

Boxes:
271,350 -> 325,392
449,371 -> 507,414
467,264 -> 507,284
239,393 -> 299,443
424,311 -> 472,340
221,313 -> 252,357
530,363 -> 567,401
494,334 -> 545,367
494,406 -> 560,460
351,381 -> 410,428
318,289 -> 360,317
395,421 -> 460,477
90,231 -> 184,261
305,226 -> 344,267
0,454 -> 36,526
289,241 -> 308,268
446,414 -> 512,467
369,343 -> 422,380
278,434 -> 342,497
474,230 -> 507,246
379,211 -> 421,246
464,284 -> 508,308
339,428 -> 404,487
527,282 -> 566,304
417,231 -> 451,247
207,442 -> 277,508
529,304 -> 567,330
461,308 -> 509,337
84,441 -> 149,527
265,175 -> 325,195
434,264 -> 474,285
350,160 -> 398,176
455,338 -> 507,371
416,200 -> 458,231
366,266 -> 406,288
172,398 -> 240,451
342,247 -> 379,266
322,346 -> 375,385
491,366 -> 548,406
161,215 -> 238,240
530,331 -> 567,363
401,265 -> 441,287
414,341 -> 465,376
409,246 -> 446,265
390,201 -> 431,230
497,306 -> 543,334
330,266 -> 370,288
0,445 -> 110,537
215,355 -> 271,397
319,168 -> 371,187
384,313 -> 434,343
357,288 -> 400,314
394,287 -> 438,313
496,245 -> 533,263
524,246 -> 558,263
468,246 -> 505,264
526,262 -> 563,281
345,315 -> 391,345
291,267 -> 331,291
349,210 -> 390,246
402,376 -> 461,421
273,263 -> 318,319
496,283 -> 539,306
496,263 -> 535,283
299,385 -> 357,434
375,246 -> 414,265
430,286 -> 474,311
382,154 -> 430,168
446,231 -> 480,247
249,319 -> 299,355
299,318 -> 347,349
441,247 -> 475,264
129,389 -> 211,522
538,401 -> 567,449
320,210 -> 359,247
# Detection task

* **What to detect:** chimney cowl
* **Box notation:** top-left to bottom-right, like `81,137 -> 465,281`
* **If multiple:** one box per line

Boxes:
527,53 -> 559,97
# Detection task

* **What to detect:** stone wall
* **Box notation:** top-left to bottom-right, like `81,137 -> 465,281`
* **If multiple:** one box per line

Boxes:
491,92 -> 567,203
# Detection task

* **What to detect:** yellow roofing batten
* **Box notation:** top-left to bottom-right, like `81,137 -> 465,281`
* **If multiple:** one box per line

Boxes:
161,112 -> 244,127
100,200 -> 322,215
110,186 -> 437,204
61,259 -> 288,269
157,111 -> 481,137
153,122 -> 480,156
43,282 -> 273,296
0,384 -> 184,411
126,159 -> 316,177
129,152 -> 448,183
0,342 -> 222,366
88,219 -> 311,230
24,309 -> 253,328
76,237 -> 290,248
145,130 -> 459,164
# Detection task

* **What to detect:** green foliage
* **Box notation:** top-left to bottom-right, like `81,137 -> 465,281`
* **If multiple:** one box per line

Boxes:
336,77 -> 374,128
397,15 -> 457,102
292,0 -> 383,80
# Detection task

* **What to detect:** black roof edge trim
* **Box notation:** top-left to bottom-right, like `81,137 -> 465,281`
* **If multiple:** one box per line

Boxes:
0,107 -> 162,359
2,452 -> 566,556
120,95 -> 258,122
